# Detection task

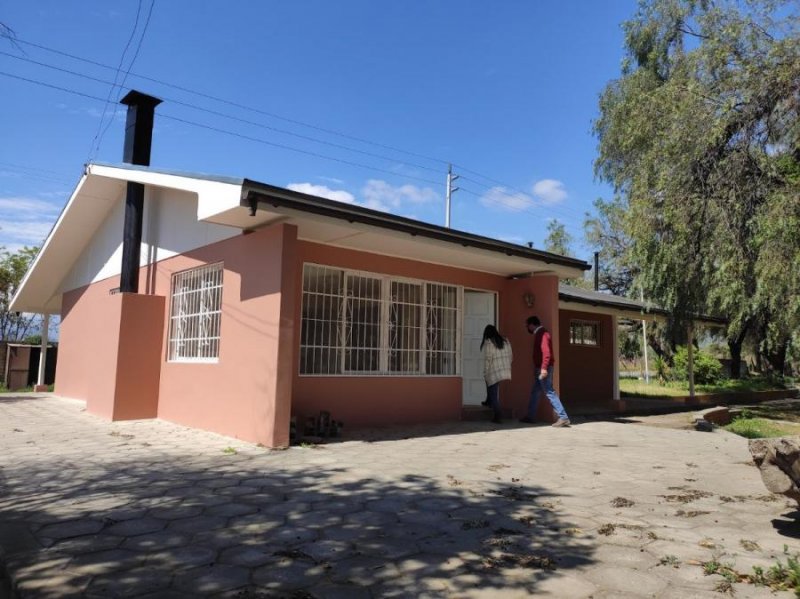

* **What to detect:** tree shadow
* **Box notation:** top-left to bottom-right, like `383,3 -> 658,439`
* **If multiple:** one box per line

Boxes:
771,509 -> 800,540
0,445 -> 596,597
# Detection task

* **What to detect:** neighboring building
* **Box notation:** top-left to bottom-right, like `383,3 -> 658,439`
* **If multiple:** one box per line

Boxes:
11,162 -> 665,447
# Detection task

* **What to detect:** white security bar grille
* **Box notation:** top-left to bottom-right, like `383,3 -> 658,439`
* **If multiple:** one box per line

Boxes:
569,319 -> 600,346
300,263 -> 462,376
168,263 -> 224,362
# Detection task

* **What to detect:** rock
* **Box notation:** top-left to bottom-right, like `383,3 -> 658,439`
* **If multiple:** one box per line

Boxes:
694,420 -> 714,432
748,437 -> 800,505
695,406 -> 731,426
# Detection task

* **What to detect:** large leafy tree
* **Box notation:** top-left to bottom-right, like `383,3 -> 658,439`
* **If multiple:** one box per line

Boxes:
544,220 -> 573,256
0,246 -> 39,341
594,0 -> 800,376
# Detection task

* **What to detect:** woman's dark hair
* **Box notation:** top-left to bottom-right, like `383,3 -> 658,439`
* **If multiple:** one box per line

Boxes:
480,324 -> 505,350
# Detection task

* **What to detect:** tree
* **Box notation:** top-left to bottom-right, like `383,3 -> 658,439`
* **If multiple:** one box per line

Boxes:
543,220 -> 572,256
0,246 -> 40,341
584,196 -> 636,296
594,0 -> 800,377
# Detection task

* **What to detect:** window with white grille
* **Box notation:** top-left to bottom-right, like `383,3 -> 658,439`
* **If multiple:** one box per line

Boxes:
300,264 -> 461,375
569,319 -> 600,346
168,263 -> 223,362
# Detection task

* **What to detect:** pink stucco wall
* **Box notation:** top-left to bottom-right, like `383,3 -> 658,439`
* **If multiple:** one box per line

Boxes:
58,223 -> 297,447
56,219 -> 569,444
291,242 -> 563,426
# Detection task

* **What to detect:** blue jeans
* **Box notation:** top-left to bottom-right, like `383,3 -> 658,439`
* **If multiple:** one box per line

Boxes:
527,366 -> 569,421
487,382 -> 501,418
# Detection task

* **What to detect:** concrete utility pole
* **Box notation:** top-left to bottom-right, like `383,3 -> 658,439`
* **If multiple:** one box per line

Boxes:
641,288 -> 650,384
445,164 -> 459,228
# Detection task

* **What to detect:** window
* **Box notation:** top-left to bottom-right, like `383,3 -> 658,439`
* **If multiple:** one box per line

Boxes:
300,263 -> 461,375
570,319 -> 600,346
168,263 -> 223,362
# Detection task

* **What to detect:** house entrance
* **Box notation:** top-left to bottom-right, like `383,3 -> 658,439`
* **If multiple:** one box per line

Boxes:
462,290 -> 497,406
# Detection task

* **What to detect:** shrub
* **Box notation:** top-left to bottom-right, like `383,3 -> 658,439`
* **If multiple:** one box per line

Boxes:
673,346 -> 723,384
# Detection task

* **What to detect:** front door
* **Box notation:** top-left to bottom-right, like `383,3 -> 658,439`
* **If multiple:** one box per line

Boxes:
462,290 -> 496,405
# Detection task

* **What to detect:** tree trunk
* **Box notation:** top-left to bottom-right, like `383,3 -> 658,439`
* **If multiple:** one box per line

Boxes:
727,324 -> 749,380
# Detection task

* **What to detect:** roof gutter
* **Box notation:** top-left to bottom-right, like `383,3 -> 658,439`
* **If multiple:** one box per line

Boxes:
242,183 -> 590,272
558,292 -> 727,325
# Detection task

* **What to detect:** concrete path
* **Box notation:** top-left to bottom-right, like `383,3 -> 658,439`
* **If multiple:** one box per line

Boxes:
0,395 -> 797,598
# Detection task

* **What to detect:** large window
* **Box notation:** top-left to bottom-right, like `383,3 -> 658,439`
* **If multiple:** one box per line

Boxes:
569,319 -> 600,346
168,263 -> 224,362
300,264 -> 461,375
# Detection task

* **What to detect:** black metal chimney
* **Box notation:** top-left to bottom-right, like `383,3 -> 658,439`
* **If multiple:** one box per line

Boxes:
119,90 -> 162,293
593,251 -> 600,291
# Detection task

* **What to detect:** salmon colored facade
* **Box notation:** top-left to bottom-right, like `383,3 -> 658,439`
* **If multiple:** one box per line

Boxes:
55,218 -> 605,448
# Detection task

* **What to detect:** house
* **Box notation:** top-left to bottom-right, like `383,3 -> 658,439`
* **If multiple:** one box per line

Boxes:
10,92 -> 667,448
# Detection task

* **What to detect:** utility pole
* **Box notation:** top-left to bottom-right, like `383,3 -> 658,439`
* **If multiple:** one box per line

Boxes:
641,288 -> 650,384
445,164 -> 459,228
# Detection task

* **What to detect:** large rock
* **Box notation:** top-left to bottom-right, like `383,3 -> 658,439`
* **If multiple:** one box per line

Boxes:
749,437 -> 800,505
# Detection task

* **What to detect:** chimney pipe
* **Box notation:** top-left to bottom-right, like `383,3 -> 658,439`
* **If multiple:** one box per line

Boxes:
593,251 -> 600,291
119,90 -> 162,293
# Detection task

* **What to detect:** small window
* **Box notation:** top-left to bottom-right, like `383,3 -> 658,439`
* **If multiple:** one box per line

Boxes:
570,319 -> 600,346
168,263 -> 224,362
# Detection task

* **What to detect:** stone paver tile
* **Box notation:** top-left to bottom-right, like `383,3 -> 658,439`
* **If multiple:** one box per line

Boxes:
218,545 -> 276,568
38,518 -> 105,540
252,558 -> 327,589
147,545 -> 217,569
167,514 -> 228,534
120,530 -> 192,552
173,563 -> 251,594
86,566 -> 175,597
104,517 -> 166,537
68,547 -> 146,576
206,502 -> 258,518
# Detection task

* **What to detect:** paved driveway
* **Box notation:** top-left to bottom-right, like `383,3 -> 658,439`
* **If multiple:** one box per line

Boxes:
0,395 -> 797,598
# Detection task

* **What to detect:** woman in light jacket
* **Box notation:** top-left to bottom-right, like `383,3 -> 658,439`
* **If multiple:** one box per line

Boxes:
481,324 -> 513,424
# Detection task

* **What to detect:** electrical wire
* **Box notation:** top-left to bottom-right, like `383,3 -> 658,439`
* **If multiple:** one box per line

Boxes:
0,68 -> 587,236
8,35 -> 595,231
87,0 -> 144,161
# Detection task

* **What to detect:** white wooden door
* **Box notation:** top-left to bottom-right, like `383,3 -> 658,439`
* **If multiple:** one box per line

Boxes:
462,291 -> 496,405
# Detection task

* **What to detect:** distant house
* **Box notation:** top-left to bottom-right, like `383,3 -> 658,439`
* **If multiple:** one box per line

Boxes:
10,159 -> 674,447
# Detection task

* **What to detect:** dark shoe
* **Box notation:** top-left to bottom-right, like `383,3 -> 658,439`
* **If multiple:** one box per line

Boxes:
519,417 -> 535,424
551,418 -> 571,427
481,399 -> 490,407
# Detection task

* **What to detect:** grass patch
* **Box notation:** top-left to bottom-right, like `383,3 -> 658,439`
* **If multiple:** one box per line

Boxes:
724,417 -> 800,439
620,377 -> 787,398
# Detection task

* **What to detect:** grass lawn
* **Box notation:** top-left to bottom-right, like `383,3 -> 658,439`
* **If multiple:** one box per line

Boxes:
724,417 -> 800,438
620,377 -> 788,398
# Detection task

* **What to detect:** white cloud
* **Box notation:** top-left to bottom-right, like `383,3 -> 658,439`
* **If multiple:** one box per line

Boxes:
361,179 -> 439,212
531,179 -> 567,205
0,196 -> 61,249
479,186 -> 535,212
287,182 -> 355,204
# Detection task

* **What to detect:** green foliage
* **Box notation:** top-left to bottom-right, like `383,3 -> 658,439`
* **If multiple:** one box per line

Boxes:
584,196 -> 636,296
653,354 -> 669,383
544,220 -> 572,256
0,246 -> 40,341
672,346 -> 723,384
221,446 -> 238,455
593,0 -> 800,376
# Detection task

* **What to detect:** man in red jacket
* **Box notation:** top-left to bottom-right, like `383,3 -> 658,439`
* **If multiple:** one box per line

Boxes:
520,315 -> 571,427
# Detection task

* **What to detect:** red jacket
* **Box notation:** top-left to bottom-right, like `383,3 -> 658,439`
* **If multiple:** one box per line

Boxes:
532,326 -> 554,370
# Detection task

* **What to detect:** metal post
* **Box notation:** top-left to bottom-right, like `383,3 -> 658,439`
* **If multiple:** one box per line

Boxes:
36,313 -> 49,389
593,251 -> 599,291
445,164 -> 459,228
687,321 -> 695,400
641,288 -> 650,384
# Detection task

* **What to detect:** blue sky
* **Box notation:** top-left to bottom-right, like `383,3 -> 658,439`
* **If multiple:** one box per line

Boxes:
1,1 -> 637,261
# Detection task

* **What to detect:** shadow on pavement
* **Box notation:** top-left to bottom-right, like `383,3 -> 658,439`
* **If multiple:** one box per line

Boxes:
0,446 -> 596,597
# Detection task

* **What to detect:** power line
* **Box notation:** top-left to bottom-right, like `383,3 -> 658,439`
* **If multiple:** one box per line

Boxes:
93,0 -> 156,160
87,0 -> 144,161
0,51 -> 443,175
9,35 -> 595,225
0,68 -> 589,231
